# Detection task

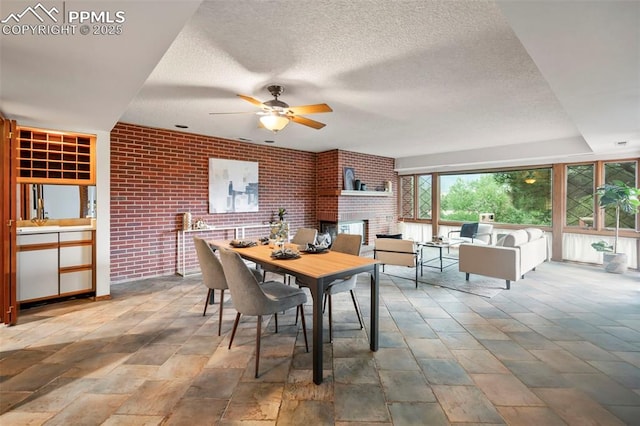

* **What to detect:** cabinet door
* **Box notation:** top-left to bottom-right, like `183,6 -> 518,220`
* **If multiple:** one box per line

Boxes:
17,248 -> 58,301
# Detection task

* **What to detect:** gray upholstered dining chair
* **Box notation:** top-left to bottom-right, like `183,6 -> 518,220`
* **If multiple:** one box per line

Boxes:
193,236 -> 261,336
262,227 -> 318,282
218,247 -> 308,378
296,233 -> 364,342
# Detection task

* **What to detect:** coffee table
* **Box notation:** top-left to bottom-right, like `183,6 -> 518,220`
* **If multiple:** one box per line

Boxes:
418,239 -> 464,273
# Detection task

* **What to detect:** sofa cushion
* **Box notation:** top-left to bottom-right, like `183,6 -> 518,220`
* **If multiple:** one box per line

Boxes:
499,230 -> 529,247
524,228 -> 544,241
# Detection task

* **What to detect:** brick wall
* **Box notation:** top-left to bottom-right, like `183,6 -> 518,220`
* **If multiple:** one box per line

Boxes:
110,123 -> 397,282
110,122 -> 317,282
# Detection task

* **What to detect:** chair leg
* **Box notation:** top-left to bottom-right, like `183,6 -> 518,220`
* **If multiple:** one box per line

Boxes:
349,290 -> 364,330
465,273 -> 470,281
217,289 -> 224,336
255,315 -> 262,378
274,313 -> 278,333
203,288 -> 213,316
299,305 -> 309,352
262,270 -> 268,282
228,312 -> 241,349
506,280 -> 511,290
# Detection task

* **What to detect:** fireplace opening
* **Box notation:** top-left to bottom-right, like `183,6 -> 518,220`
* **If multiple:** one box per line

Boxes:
320,220 -> 367,245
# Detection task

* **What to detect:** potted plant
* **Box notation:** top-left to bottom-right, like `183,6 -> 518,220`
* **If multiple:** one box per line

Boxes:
591,180 -> 640,273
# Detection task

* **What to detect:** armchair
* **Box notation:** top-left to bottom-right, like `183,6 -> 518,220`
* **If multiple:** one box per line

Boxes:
374,238 -> 420,288
448,222 -> 493,245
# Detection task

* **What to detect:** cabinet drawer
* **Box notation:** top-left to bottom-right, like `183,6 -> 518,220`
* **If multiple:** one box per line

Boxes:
60,245 -> 92,267
59,231 -> 93,242
18,233 -> 58,246
60,270 -> 93,294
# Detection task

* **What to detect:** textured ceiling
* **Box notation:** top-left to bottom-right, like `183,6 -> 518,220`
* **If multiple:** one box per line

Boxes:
1,1 -> 638,173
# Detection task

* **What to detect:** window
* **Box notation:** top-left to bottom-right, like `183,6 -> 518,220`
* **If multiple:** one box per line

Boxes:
400,175 -> 415,218
604,161 -> 637,230
566,164 -> 595,228
439,169 -> 552,225
417,175 -> 432,219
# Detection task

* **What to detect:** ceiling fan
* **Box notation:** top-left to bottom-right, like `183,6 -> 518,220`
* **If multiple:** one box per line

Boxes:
210,85 -> 332,133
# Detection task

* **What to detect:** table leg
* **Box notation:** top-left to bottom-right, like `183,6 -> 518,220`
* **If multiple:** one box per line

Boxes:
370,264 -> 379,351
310,279 -> 324,385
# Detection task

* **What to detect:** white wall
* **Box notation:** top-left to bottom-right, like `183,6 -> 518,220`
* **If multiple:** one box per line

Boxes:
94,130 -> 110,298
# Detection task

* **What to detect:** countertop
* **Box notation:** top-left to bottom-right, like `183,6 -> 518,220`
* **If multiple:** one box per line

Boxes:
17,225 -> 95,234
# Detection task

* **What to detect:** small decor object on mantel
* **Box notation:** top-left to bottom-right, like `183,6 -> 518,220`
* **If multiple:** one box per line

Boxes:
343,167 -> 355,190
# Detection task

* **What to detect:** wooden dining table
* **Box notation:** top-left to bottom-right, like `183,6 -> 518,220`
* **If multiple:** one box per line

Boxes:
208,240 -> 380,385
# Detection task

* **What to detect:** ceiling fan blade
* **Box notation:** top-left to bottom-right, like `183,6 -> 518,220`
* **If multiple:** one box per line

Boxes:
287,103 -> 333,115
290,115 -> 326,129
237,94 -> 266,108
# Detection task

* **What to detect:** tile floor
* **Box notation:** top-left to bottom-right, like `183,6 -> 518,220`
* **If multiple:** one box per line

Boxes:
1,261 -> 639,425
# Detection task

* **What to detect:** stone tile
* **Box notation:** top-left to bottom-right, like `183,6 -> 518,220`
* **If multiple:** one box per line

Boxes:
331,337 -> 374,358
451,349 -> 510,374
529,349 -> 597,373
437,331 -> 483,350
496,406 -> 567,426
503,360 -> 570,388
90,364 -> 158,394
0,349 -> 57,376
378,330 -> 407,348
373,348 -> 420,371
277,400 -> 334,426
425,318 -> 467,333
396,321 -> 438,339
588,360 -> 640,389
613,351 -> 640,368
333,358 -> 379,384
555,340 -> 621,361
102,414 -> 164,425
534,388 -> 626,425
582,332 -> 640,352
605,405 -> 640,426
506,331 -> 560,350
116,379 -> 190,416
334,383 -> 390,422
562,373 -> 640,406
487,318 -> 532,333
465,324 -> 511,340
183,368 -> 243,399
124,344 -> 180,366
0,411 -> 55,425
598,326 -> 640,342
480,340 -> 537,361
448,311 -> 488,325
223,382 -> 284,421
471,373 -> 544,406
44,393 -> 129,426
418,358 -> 474,385
283,369 -> 333,401
162,398 -> 227,425
379,370 -> 435,402
406,338 -> 454,359
11,377 -> 99,413
431,385 -> 504,423
0,362 -> 72,392
388,402 -> 449,426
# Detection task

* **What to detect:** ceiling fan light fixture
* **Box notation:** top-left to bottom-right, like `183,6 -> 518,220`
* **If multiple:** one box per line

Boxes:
260,113 -> 290,132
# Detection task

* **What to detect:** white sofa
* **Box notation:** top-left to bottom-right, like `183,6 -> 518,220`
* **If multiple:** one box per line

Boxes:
459,228 -> 547,289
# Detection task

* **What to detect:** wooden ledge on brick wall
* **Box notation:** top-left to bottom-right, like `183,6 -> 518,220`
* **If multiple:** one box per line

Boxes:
318,189 -> 394,197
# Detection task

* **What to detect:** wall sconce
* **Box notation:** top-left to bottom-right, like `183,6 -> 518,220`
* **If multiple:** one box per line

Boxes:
259,112 -> 290,132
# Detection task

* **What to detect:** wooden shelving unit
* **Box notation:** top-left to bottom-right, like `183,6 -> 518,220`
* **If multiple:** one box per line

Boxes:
17,127 -> 96,184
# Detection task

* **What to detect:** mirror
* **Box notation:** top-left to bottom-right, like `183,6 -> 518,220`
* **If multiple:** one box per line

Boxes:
18,184 -> 96,220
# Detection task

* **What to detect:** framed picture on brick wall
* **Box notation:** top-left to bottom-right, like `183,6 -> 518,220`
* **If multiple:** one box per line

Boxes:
209,158 -> 259,213
343,167 -> 355,190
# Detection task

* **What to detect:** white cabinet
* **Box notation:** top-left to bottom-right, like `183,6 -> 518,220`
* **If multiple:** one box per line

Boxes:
17,228 -> 95,303
17,233 -> 59,301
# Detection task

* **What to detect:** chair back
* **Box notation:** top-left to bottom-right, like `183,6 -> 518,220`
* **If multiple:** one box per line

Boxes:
374,238 -> 417,267
331,233 -> 362,256
476,223 -> 493,244
193,237 -> 227,291
291,228 -> 318,246
459,223 -> 479,238
218,247 -> 271,316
